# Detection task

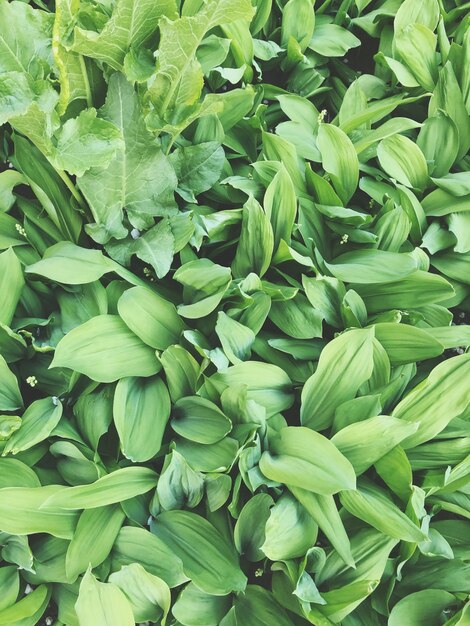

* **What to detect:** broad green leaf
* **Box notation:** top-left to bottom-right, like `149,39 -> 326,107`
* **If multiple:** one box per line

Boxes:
159,345 -> 200,402
75,569 -> 134,626
0,248 -> 24,327
210,361 -> 294,417
417,113 -> 458,178
0,355 -> 22,412
52,108 -> 123,176
0,584 -> 49,626
264,164 -> 297,251
259,426 -> 356,494
3,397 -> 62,455
393,354 -> 470,448
353,271 -> 455,313
66,505 -> 126,581
340,479 -> 427,542
0,485 -> 79,538
269,295 -> 323,339
149,0 -> 254,118
395,24 -> 437,91
232,195 -> 274,278
111,526 -> 188,587
51,315 -> 161,382
326,249 -> 418,284
113,376 -> 170,462
41,467 -> 158,509
0,565 -> 19,611
373,322 -> 444,364
394,0 -> 440,34
234,494 -> 273,562
0,1 -> 53,74
78,74 -> 177,243
53,0 -> 90,114
215,311 -> 255,364
156,450 -> 204,511
72,0 -> 177,70
281,0 -> 315,52
290,488 -> 355,567
152,510 -> 247,595
132,218 -> 176,278
309,23 -> 360,57
170,141 -> 225,202
231,585 -> 293,626
108,563 -> 171,624
262,492 -> 317,561
26,242 -> 113,285
388,590 -> 456,626
173,582 -> 232,626
332,415 -> 418,475
430,62 -> 470,161
174,259 -> 232,319
301,328 -> 374,430
317,123 -> 359,204
172,396 -> 232,444
377,135 -> 429,190
0,458 -> 40,489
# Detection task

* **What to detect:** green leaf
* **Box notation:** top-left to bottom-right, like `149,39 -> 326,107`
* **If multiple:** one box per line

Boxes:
301,328 -> 374,430
78,74 -> 177,243
72,0 -> 177,70
118,286 -> 184,350
395,24 -> 437,91
41,467 -> 158,509
269,294 -> 323,339
309,23 -> 360,57
171,141 -> 225,202
290,488 -> 355,567
113,376 -> 170,462
340,479 -> 427,542
75,569 -> 134,626
0,584 -> 50,626
3,397 -> 62,455
231,585 -> 293,626
262,492 -> 317,561
108,563 -> 171,624
172,396 -> 232,444
373,322 -> 444,364
51,315 -> 161,382
317,123 -> 359,204
377,135 -> 429,190
149,0 -> 254,118
174,259 -> 232,319
393,354 -> 470,449
0,485 -> 79,538
326,249 -> 418,284
264,164 -> 297,251
152,510 -> 247,595
0,355 -> 22,412
52,108 -> 123,176
389,590 -> 456,626
259,426 -> 356,494
173,582 -> 232,626
332,415 -> 418,475
111,526 -> 188,588
0,248 -> 24,327
352,270 -> 455,313
215,311 -> 256,364
26,242 -> 113,285
210,361 -> 293,417
66,505 -> 126,581
232,195 -> 274,278
234,494 -> 273,562
131,218 -> 176,278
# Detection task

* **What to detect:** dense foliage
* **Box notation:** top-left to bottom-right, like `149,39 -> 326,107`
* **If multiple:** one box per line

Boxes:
0,0 -> 470,623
